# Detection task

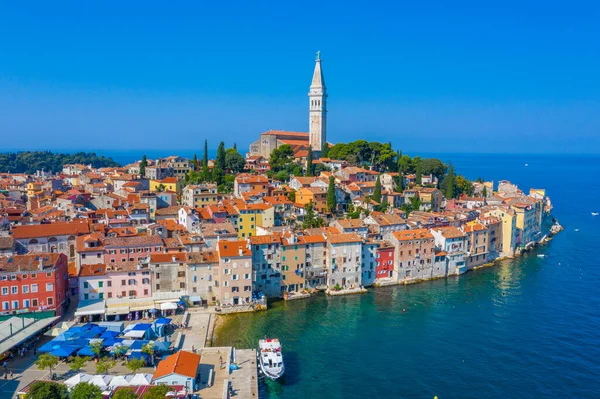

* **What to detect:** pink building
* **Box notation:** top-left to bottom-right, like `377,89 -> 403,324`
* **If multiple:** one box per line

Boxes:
78,262 -> 152,301
104,235 -> 165,264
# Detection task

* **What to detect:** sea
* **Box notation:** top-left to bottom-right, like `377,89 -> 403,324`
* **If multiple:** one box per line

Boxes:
209,153 -> 600,399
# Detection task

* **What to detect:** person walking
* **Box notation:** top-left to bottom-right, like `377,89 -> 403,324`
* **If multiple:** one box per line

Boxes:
9,370 -> 13,379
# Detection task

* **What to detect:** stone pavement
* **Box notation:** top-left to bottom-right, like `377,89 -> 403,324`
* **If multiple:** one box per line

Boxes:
180,312 -> 211,352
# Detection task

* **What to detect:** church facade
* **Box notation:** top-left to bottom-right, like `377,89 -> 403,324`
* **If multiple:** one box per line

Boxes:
248,53 -> 328,159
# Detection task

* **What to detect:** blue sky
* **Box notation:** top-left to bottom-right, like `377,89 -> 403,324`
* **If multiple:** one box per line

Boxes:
1,1 -> 599,154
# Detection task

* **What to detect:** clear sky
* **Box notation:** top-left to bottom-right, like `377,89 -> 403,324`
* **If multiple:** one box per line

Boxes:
1,1 -> 599,154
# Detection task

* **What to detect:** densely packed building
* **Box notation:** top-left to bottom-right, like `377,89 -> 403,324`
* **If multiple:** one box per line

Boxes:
0,53 -> 555,317
0,152 -> 554,317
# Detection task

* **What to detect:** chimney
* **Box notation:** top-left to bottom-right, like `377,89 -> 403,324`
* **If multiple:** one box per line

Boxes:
239,247 -> 243,256
172,256 -> 176,262
38,258 -> 44,271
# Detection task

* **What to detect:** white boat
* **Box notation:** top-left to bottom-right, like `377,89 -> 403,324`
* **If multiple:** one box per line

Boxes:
592,212 -> 599,216
258,338 -> 284,380
537,254 -> 546,258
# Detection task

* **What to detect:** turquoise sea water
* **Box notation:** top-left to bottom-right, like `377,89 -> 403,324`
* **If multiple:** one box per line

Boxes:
214,154 -> 600,398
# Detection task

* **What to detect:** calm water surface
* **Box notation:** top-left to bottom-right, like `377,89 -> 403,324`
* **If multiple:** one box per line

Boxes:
215,154 -> 600,399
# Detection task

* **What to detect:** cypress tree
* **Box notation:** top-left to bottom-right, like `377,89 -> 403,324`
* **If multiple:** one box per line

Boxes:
306,147 -> 314,177
140,155 -> 147,177
326,176 -> 336,213
216,142 -> 226,170
446,163 -> 454,199
192,154 -> 198,171
233,143 -> 237,150
321,142 -> 329,158
373,175 -> 382,203
415,159 -> 422,185
203,139 -> 208,167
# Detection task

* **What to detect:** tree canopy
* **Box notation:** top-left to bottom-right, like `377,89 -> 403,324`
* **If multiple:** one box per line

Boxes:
225,148 -> 245,173
35,353 -> 59,372
112,388 -> 139,399
71,382 -> 103,399
26,381 -> 68,399
326,176 -> 336,213
0,151 -> 120,174
327,140 -> 395,171
143,385 -> 173,399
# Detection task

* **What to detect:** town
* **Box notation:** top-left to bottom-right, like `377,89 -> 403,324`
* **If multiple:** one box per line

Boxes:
0,54 -> 558,399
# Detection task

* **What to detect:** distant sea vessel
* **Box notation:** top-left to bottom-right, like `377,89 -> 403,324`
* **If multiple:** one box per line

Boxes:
574,229 -> 580,232
524,163 -> 529,167
258,338 -> 285,380
592,212 -> 599,216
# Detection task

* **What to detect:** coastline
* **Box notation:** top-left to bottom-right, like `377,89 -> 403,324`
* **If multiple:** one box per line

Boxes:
212,223 -> 563,344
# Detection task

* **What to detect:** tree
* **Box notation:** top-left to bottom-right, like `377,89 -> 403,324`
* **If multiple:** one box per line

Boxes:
96,358 -> 116,374
287,190 -> 296,202
140,155 -> 147,177
112,388 -> 139,399
482,185 -> 488,198
269,145 -> 294,173
212,168 -> 225,186
420,158 -> 447,178
321,141 -> 329,158
225,148 -> 245,173
445,163 -> 454,199
326,176 -> 336,213
456,175 -> 474,196
71,382 -> 103,399
26,381 -> 68,399
126,358 -> 146,374
372,176 -> 382,203
393,174 -> 404,192
398,155 -> 411,174
275,170 -> 289,182
143,385 -> 172,399
142,342 -> 155,366
90,341 -> 104,357
233,142 -> 237,150
216,142 -> 226,171
415,160 -> 422,185
302,200 -> 324,229
306,147 -> 314,177
203,139 -> 208,167
68,356 -> 89,373
192,154 -> 198,171
35,353 -> 59,374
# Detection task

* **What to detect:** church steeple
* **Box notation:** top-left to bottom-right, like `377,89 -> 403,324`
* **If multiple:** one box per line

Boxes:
309,51 -> 327,152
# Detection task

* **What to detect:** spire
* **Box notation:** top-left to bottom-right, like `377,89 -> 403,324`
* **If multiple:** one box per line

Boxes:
311,51 -> 326,89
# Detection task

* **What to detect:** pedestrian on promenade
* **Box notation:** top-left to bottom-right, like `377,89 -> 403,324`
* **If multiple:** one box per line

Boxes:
9,370 -> 13,379
3,361 -> 7,372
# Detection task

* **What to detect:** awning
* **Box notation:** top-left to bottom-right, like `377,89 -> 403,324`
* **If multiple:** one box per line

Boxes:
74,300 -> 106,317
189,296 -> 202,302
106,306 -> 130,315
129,300 -> 156,312
159,302 -> 178,310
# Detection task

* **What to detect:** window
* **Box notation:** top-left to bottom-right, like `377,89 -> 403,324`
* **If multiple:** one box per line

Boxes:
144,289 -> 148,295
47,297 -> 54,306
84,293 -> 89,300
10,275 -> 16,281
1,287 -> 7,295
12,301 -> 18,309
31,284 -> 38,293
121,280 -> 126,286
2,302 -> 8,310
107,281 -> 112,287
244,273 -> 250,280
108,292 -> 113,298
22,285 -> 29,294
31,274 -> 36,279
98,282 -> 103,288
46,283 -> 53,292
11,286 -> 18,294
232,274 -> 238,281
180,282 -> 185,289
99,293 -> 104,299
32,299 -> 38,307
142,278 -> 149,284
46,272 -> 52,277
155,284 -> 160,290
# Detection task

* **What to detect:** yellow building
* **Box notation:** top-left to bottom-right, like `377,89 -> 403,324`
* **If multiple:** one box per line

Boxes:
484,207 -> 517,257
150,177 -> 181,195
280,232 -> 307,295
27,182 -> 43,197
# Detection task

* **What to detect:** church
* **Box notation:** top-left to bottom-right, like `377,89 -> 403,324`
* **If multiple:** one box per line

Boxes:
248,52 -> 327,159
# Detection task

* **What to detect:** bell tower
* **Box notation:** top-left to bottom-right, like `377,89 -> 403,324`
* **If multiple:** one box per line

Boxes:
309,51 -> 327,152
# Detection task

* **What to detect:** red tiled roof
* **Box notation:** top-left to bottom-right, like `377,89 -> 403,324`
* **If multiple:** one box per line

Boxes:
12,221 -> 91,239
152,351 -> 200,380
